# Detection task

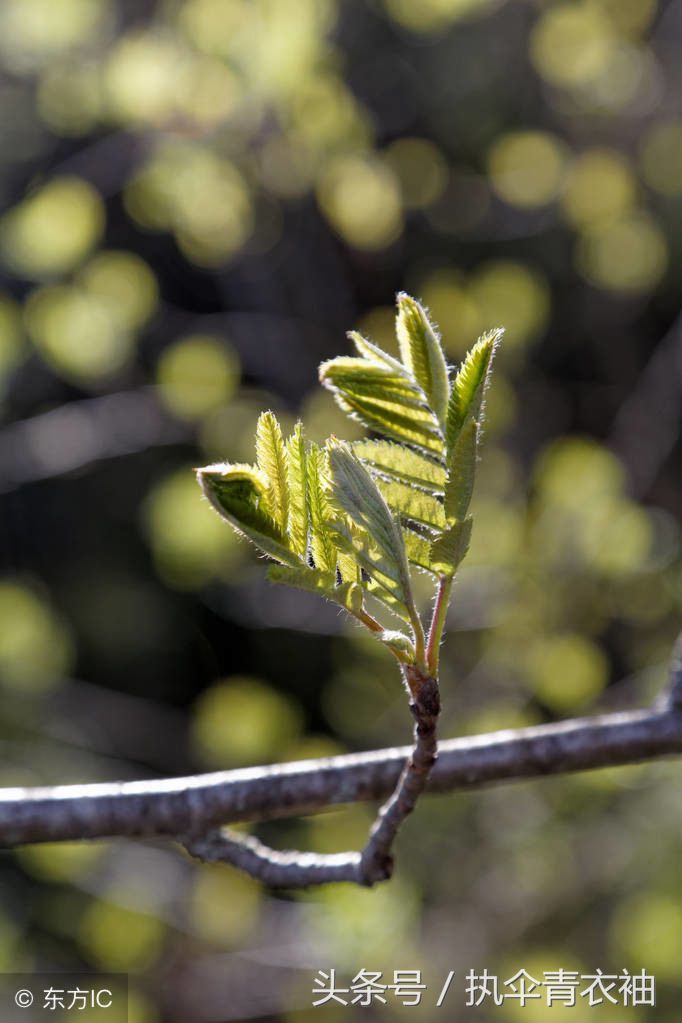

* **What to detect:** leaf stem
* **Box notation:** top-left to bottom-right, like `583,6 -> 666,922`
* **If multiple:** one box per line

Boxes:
350,608 -> 410,664
354,608 -> 384,633
410,604 -> 427,671
426,575 -> 453,676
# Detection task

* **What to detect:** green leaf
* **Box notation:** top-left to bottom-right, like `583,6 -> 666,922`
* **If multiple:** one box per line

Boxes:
336,545 -> 360,585
327,441 -> 412,604
376,479 -> 446,531
196,297 -> 504,662
307,443 -> 337,574
286,422 -> 309,558
396,293 -> 450,428
377,629 -> 416,660
320,357 -> 444,454
348,330 -> 404,372
256,411 -> 289,533
445,328 -> 503,452
404,528 -> 437,575
267,564 -> 362,613
441,330 -> 502,534
443,416 -> 478,523
352,439 -> 446,493
320,357 -> 428,404
429,517 -> 473,576
197,463 -> 300,567
328,515 -> 409,611
361,573 -> 412,624
325,452 -> 413,623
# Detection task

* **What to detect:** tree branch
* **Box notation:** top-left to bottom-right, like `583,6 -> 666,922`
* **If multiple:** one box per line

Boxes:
179,666 -> 442,888
182,827 -> 364,887
666,631 -> 682,708
0,636 -> 679,892
0,709 -> 677,842
358,670 -> 440,885
1,680 -> 681,850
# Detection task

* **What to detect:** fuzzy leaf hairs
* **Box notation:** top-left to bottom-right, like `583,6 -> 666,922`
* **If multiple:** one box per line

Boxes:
197,295 -> 502,674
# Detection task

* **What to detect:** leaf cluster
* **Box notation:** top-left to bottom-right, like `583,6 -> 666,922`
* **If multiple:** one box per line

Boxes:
197,294 -> 501,671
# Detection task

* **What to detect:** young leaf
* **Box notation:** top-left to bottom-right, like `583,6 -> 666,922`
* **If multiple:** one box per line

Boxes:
396,293 -> 450,428
443,416 -> 478,523
307,443 -> 337,574
429,517 -> 473,576
326,442 -> 413,613
197,463 -> 300,567
377,629 -> 416,661
329,511 -> 408,605
320,357 -> 418,398
445,328 -> 503,452
196,293 -> 502,666
357,562 -> 412,623
376,479 -> 446,531
320,358 -> 444,454
267,564 -> 362,613
404,528 -> 437,575
348,330 -> 404,373
256,411 -> 289,533
352,439 -> 446,493
286,423 -> 309,558
336,545 -> 360,585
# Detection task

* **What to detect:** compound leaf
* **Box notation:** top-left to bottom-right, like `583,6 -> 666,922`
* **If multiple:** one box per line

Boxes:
445,328 -> 502,452
361,571 -> 412,624
197,463 -> 300,567
307,443 -> 338,574
286,422 -> 309,558
378,629 -> 416,660
256,411 -> 289,533
327,442 -> 411,592
396,293 -> 450,429
267,564 -> 362,613
443,416 -> 478,523
336,544 -> 361,585
196,294 -> 503,659
429,517 -> 473,577
403,528 -> 437,575
376,479 -> 446,531
352,439 -> 445,493
320,357 -> 444,455
348,330 -> 404,373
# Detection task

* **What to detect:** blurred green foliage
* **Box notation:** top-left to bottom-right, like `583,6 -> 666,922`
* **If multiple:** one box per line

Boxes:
0,0 -> 680,1020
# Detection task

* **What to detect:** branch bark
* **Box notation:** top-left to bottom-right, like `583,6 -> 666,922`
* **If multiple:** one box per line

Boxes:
358,670 -> 440,884
181,666 -> 441,887
182,828 -> 364,887
0,656 -> 681,853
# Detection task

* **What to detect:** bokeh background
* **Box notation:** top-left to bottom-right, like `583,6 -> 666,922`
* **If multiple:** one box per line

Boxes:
0,0 -> 681,1019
